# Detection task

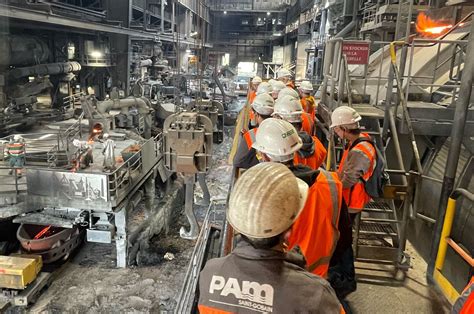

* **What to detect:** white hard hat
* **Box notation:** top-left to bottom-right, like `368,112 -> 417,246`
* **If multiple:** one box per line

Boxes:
299,81 -> 313,92
256,82 -> 272,95
73,139 -> 81,147
13,134 -> 23,141
252,76 -> 262,84
277,68 -> 291,78
271,80 -> 286,92
330,106 -> 362,128
278,87 -> 299,99
227,162 -> 309,238
252,93 -> 275,115
252,118 -> 302,162
272,96 -> 303,123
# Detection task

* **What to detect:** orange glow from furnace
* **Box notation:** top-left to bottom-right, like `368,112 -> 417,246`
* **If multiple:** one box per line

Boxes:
416,12 -> 452,37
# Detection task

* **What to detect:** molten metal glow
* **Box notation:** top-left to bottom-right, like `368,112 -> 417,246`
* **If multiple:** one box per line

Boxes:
34,225 -> 52,239
416,12 -> 452,37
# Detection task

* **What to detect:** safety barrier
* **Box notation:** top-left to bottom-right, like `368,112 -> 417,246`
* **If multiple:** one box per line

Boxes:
433,188 -> 474,304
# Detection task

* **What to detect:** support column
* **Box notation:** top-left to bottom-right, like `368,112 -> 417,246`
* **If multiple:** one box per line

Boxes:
115,206 -> 128,268
106,0 -> 132,92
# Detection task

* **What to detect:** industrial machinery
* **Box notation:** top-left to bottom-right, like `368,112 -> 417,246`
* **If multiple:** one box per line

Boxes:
187,99 -> 225,144
163,112 -> 213,240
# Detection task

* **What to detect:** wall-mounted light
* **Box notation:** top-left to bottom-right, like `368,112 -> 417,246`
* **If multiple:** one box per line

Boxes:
267,12 -> 271,16
90,51 -> 103,58
186,48 -> 191,53
223,11 -> 227,14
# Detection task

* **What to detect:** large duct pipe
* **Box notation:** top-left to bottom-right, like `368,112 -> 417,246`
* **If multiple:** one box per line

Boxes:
9,62 -> 81,80
0,35 -> 49,67
334,0 -> 359,38
97,96 -> 153,138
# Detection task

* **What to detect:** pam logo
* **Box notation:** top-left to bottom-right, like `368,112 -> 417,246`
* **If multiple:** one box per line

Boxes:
281,129 -> 295,139
209,275 -> 274,306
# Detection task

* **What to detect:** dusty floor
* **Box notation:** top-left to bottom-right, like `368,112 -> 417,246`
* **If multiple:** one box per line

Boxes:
6,125 -> 452,313
347,243 -> 451,313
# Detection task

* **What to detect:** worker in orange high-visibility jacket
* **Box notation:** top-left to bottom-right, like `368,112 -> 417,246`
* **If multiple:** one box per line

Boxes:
299,80 -> 317,121
4,134 -> 26,177
247,81 -> 272,128
233,93 -> 275,169
198,163 -> 344,314
330,106 -> 376,213
453,276 -> 474,314
247,75 -> 262,105
252,118 -> 342,279
277,68 -> 295,89
272,95 -> 326,169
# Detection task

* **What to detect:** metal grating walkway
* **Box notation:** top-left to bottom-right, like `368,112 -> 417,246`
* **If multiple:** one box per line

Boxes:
359,221 -> 397,237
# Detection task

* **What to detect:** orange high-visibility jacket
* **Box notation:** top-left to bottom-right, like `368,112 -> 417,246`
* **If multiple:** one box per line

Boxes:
294,136 -> 327,170
301,96 -> 316,121
243,128 -> 258,149
301,112 -> 314,135
288,170 -> 343,278
248,90 -> 257,105
453,276 -> 474,314
338,133 -> 376,212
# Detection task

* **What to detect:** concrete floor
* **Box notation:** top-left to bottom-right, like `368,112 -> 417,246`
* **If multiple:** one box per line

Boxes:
347,243 -> 451,313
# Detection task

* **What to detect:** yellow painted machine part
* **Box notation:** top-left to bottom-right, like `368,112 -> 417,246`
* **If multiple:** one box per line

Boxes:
433,269 -> 460,304
435,198 -> 457,271
0,255 -> 42,290
433,197 -> 463,304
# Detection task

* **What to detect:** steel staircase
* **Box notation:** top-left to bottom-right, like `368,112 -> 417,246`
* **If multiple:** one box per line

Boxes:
349,110 -> 412,269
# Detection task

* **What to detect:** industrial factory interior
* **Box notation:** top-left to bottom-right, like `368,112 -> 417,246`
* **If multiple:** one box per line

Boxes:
0,0 -> 473,312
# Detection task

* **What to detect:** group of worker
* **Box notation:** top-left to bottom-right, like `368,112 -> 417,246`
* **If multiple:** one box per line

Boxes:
198,68 -> 380,313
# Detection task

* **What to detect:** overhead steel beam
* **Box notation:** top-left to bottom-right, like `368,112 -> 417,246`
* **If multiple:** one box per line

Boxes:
0,4 -> 212,47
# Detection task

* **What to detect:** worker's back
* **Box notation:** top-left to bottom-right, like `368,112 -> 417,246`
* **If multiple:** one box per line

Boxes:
198,239 -> 342,313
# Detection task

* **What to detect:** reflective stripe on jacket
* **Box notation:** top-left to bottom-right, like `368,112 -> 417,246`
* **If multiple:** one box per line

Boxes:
288,169 -> 343,278
294,135 -> 327,170
243,128 -> 258,150
338,133 -> 376,212
453,276 -> 474,314
233,128 -> 259,169
198,239 -> 344,314
248,90 -> 257,105
6,143 -> 25,157
302,112 -> 314,135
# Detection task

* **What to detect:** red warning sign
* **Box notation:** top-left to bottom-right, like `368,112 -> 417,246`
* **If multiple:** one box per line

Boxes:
342,41 -> 370,65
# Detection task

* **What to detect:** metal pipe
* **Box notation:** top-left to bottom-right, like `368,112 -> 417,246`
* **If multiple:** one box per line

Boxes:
9,61 -> 81,79
335,0 -> 359,38
96,97 -> 151,115
161,0 -> 165,34
172,0 -> 175,33
428,20 -> 474,280
337,58 -> 345,106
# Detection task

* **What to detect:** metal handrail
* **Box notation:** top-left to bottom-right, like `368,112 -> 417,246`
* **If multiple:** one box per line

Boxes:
433,188 -> 474,304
